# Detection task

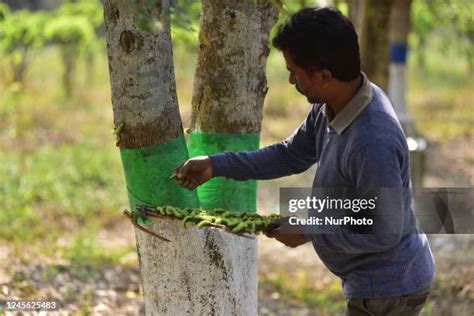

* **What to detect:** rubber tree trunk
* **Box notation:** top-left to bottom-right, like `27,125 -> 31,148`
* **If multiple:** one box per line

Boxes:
188,0 -> 279,315
388,0 -> 412,127
191,0 -> 278,134
349,0 -> 368,56
103,1 -> 231,315
351,0 -> 393,91
388,0 -> 426,187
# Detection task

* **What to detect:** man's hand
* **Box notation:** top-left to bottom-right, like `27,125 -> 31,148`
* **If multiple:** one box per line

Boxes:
265,217 -> 308,248
174,156 -> 213,190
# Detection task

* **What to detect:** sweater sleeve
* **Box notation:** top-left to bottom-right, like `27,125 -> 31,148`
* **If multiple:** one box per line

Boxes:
306,140 -> 410,253
209,106 -> 319,181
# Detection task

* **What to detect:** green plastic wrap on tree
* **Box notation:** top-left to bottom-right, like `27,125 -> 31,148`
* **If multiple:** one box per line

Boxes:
187,132 -> 260,213
120,135 -> 200,211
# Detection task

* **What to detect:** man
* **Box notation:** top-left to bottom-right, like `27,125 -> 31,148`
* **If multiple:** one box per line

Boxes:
175,7 -> 435,316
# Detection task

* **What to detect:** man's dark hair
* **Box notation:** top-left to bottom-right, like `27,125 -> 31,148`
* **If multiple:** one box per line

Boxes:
273,7 -> 360,81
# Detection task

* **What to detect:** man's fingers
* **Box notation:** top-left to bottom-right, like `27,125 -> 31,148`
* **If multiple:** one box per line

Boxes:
177,161 -> 190,178
176,174 -> 199,191
185,180 -> 196,190
187,175 -> 200,186
174,157 -> 211,190
182,178 -> 190,187
179,158 -> 201,177
174,162 -> 184,174
177,178 -> 189,187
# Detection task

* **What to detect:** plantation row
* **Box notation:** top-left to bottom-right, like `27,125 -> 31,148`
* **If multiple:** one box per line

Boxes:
0,1 -> 103,96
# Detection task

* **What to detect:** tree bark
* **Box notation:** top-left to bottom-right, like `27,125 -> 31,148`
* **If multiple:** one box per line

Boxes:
388,0 -> 427,187
104,1 -> 218,315
104,0 -> 183,149
353,0 -> 393,91
188,1 -> 279,315
104,0 -> 279,314
191,0 -> 278,134
388,0 -> 412,119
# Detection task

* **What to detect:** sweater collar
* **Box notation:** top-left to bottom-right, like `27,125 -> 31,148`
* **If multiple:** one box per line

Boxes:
320,72 -> 373,135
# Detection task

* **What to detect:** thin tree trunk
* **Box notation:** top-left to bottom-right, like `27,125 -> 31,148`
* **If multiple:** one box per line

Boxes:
104,0 -> 183,149
349,0 -> 368,61
103,1 -> 216,315
12,46 -> 28,84
85,48 -> 95,86
191,1 -> 277,133
388,0 -> 412,119
61,45 -> 75,99
467,31 -> 474,74
388,0 -> 427,187
189,0 -> 279,315
354,0 -> 393,91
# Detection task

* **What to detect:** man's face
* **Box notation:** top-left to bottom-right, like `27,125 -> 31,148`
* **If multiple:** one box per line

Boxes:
282,50 -> 323,104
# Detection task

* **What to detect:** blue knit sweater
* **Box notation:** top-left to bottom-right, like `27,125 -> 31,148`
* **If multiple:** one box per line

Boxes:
210,77 -> 435,298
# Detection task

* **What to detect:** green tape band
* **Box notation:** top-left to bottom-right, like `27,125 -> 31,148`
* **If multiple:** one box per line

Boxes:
187,132 -> 260,213
120,135 -> 199,211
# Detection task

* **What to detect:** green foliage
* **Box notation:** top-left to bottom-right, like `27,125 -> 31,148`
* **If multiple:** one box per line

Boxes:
0,10 -> 46,51
47,1 -> 102,49
0,3 -> 10,21
56,0 -> 104,31
137,8 -> 163,33
0,1 -> 102,86
0,9 -> 47,82
44,14 -> 96,97
411,0 -> 474,71
411,0 -> 435,40
44,16 -> 94,46
170,0 -> 201,46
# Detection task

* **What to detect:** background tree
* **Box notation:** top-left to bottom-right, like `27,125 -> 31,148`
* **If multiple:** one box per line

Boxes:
0,8 -> 46,84
350,0 -> 394,91
409,0 -> 434,71
410,0 -> 474,73
56,0 -> 104,33
55,0 -> 105,84
388,0 -> 412,125
387,0 -> 429,187
44,15 -> 94,98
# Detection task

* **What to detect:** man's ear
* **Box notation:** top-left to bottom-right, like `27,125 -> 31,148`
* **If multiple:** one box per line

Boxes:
320,69 -> 333,87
